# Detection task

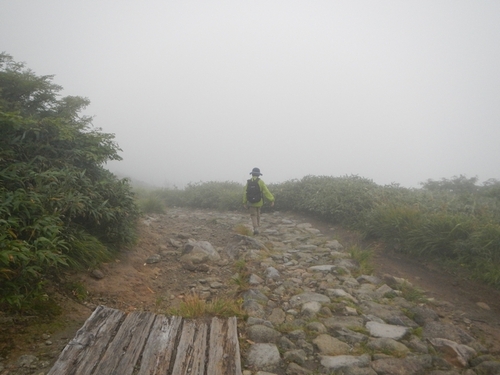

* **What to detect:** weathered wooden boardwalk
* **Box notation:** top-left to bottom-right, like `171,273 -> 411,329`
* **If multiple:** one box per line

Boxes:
47,305 -> 242,375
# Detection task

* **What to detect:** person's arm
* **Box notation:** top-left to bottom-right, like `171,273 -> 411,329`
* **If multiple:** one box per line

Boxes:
259,180 -> 275,206
243,184 -> 248,207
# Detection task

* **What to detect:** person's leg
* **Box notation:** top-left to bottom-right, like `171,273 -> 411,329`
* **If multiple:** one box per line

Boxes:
256,207 -> 261,228
249,206 -> 259,233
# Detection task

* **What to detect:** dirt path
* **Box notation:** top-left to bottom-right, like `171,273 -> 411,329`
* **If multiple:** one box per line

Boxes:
2,208 -> 500,373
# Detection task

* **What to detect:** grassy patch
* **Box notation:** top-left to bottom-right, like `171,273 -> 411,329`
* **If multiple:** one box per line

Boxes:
65,281 -> 88,301
230,273 -> 250,292
396,282 -> 427,303
234,224 -> 252,236
412,327 -> 423,338
349,245 -> 374,276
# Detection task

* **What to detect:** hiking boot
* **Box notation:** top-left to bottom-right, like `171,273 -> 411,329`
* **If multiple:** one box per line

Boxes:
253,229 -> 259,235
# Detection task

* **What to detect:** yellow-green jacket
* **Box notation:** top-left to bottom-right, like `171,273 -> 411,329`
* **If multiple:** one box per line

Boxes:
243,177 -> 275,207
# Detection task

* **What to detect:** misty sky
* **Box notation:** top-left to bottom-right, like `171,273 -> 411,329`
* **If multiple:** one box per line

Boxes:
2,1 -> 499,188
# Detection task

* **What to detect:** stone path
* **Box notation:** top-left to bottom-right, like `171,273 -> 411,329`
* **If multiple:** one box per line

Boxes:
4,207 -> 500,375
166,208 -> 500,375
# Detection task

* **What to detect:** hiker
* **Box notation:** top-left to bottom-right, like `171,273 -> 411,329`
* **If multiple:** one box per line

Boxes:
243,167 -> 275,235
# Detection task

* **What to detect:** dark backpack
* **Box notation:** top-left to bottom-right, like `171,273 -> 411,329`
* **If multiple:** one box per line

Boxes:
246,178 -> 262,203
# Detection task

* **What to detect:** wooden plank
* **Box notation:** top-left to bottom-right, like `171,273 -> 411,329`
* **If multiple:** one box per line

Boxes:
207,317 -> 242,375
92,310 -> 156,375
47,305 -> 125,375
171,320 -> 208,375
137,315 -> 182,375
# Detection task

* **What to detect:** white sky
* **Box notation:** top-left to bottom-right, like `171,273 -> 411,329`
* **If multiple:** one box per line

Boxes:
2,1 -> 499,188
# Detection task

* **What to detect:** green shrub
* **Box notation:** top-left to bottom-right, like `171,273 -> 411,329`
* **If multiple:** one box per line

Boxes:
0,53 -> 139,311
154,181 -> 244,211
137,191 -> 166,214
272,175 -> 378,226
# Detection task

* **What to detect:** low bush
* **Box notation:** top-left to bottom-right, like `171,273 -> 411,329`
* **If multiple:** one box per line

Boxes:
271,175 -> 378,226
0,54 -> 139,311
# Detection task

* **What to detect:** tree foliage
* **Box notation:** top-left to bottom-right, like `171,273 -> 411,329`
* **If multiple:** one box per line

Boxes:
0,53 -> 139,310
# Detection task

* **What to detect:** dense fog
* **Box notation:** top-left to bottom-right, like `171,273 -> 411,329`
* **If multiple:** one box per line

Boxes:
2,1 -> 499,188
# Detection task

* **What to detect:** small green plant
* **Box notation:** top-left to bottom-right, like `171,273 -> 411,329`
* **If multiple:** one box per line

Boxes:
234,224 -> 252,236
401,308 -> 416,320
66,282 -> 88,301
335,267 -> 348,276
349,245 -> 374,276
357,341 -> 375,356
397,282 -> 426,303
412,327 -> 423,338
230,273 -> 250,292
154,296 -> 167,312
234,259 -> 247,272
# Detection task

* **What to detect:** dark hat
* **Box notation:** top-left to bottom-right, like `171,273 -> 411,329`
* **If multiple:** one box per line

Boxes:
250,167 -> 262,176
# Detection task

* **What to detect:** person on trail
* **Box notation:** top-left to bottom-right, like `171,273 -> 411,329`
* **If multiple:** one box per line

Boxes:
243,167 -> 275,235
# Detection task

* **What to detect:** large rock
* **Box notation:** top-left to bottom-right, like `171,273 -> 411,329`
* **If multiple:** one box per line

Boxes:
180,241 -> 220,264
409,306 -> 440,326
289,292 -> 330,308
243,289 -> 269,304
268,308 -> 286,325
247,325 -> 282,343
320,355 -> 370,370
325,240 -> 344,250
243,299 -> 265,318
301,301 -> 322,318
367,338 -> 410,357
246,343 -> 281,370
365,321 -> 410,340
283,349 -> 307,365
308,265 -> 336,272
361,301 -> 417,327
422,322 -> 475,345
312,334 -> 351,355
429,338 -> 477,368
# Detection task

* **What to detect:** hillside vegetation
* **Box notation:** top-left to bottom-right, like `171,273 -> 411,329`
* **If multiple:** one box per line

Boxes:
0,54 -> 139,311
140,175 -> 500,288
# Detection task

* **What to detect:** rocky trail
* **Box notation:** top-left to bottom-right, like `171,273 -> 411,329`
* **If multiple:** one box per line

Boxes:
1,207 -> 500,374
